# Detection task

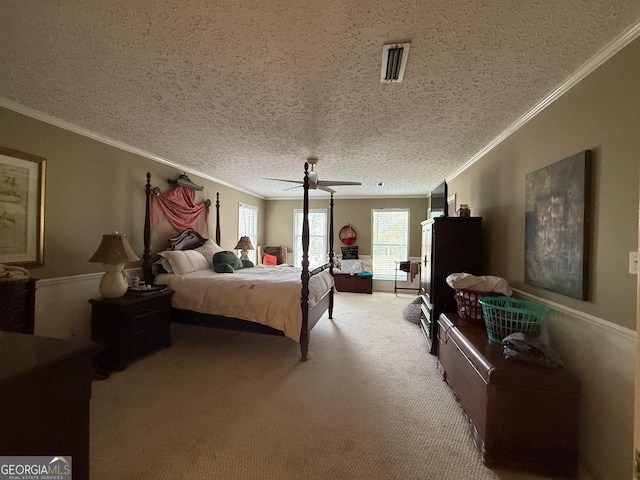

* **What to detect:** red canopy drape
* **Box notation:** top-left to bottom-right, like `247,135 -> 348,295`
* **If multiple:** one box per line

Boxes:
151,186 -> 209,233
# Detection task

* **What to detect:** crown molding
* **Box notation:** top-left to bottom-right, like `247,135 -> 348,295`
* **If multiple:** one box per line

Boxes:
448,19 -> 640,182
0,97 -> 264,199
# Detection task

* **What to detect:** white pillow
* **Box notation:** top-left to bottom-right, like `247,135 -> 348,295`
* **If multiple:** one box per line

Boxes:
158,250 -> 210,275
193,239 -> 225,265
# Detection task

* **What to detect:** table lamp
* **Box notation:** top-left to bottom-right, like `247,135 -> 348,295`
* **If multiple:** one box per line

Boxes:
89,232 -> 140,298
234,236 -> 254,261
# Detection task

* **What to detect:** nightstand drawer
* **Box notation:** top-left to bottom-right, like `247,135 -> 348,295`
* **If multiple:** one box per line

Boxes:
130,297 -> 171,319
132,324 -> 171,357
131,311 -> 169,332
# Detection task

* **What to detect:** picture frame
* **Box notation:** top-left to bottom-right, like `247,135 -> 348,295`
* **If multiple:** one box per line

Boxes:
0,147 -> 46,267
524,150 -> 591,300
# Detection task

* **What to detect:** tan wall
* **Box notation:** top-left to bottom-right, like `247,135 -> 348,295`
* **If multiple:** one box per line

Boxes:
0,107 -> 265,279
263,197 -> 428,258
448,38 -> 640,330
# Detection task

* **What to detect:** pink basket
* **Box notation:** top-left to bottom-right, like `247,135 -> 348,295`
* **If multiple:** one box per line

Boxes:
454,289 -> 501,323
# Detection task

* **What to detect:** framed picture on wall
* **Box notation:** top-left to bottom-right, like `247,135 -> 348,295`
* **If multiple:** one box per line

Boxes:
524,150 -> 592,300
0,147 -> 46,267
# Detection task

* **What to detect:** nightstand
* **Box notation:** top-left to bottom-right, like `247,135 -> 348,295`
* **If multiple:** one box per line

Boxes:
89,289 -> 173,371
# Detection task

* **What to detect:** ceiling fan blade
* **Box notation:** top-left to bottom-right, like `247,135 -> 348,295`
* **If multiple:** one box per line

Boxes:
263,178 -> 303,185
318,185 -> 336,194
317,180 -> 362,186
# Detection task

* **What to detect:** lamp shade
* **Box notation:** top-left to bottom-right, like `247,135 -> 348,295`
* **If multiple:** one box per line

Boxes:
89,233 -> 140,264
234,236 -> 255,251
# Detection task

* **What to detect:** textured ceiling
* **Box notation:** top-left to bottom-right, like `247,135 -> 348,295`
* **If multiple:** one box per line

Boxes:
1,1 -> 639,198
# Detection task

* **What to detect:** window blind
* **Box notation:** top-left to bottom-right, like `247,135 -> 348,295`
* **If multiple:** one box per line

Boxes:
293,209 -> 327,268
238,203 -> 258,263
372,209 -> 409,279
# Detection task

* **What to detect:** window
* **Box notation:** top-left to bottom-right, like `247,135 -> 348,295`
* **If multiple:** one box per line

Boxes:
293,209 -> 327,268
238,203 -> 258,263
372,209 -> 409,280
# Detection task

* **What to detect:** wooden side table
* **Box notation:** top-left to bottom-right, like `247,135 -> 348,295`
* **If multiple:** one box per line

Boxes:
89,289 -> 173,371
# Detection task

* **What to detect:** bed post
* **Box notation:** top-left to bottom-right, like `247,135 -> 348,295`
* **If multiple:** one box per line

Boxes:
143,172 -> 153,285
215,192 -> 221,245
328,192 -> 334,319
300,162 -> 310,361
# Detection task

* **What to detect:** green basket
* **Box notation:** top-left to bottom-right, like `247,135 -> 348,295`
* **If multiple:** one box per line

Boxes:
478,296 -> 550,344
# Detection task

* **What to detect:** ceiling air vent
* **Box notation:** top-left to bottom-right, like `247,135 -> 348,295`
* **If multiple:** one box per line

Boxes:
380,42 -> 410,83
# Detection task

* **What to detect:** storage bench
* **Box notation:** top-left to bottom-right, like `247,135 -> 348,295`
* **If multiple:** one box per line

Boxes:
437,313 -> 580,477
333,273 -> 372,294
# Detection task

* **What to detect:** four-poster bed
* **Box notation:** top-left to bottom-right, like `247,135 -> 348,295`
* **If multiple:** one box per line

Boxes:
142,162 -> 336,360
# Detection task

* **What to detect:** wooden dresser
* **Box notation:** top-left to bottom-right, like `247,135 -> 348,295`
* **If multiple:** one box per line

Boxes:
0,278 -> 37,334
0,332 -> 101,479
437,313 -> 580,478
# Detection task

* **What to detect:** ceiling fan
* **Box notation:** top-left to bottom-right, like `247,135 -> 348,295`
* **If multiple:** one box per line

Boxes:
265,157 -> 361,194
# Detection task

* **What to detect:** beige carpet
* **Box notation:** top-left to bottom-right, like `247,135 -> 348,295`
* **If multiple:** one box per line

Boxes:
90,292 -> 594,480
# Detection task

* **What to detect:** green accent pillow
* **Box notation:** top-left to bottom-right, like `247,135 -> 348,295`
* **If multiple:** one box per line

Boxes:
213,251 -> 243,273
214,263 -> 235,273
241,259 -> 254,269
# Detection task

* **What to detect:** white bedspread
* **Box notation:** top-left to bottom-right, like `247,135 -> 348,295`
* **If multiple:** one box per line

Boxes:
155,265 -> 334,341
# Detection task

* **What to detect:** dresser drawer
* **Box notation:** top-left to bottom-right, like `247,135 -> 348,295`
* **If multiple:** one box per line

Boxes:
0,278 -> 36,334
0,315 -> 29,332
0,297 -> 28,314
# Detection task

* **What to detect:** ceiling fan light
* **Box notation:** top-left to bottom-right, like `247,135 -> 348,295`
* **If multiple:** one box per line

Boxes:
308,171 -> 318,188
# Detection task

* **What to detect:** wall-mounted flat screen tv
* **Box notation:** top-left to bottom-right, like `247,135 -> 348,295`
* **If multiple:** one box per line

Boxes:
430,180 -> 448,218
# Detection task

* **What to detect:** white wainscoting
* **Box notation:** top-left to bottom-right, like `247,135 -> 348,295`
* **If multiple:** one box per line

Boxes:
515,290 -> 635,480
34,269 -> 142,341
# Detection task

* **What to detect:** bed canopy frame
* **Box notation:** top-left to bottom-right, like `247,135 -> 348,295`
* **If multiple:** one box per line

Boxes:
142,162 -> 335,360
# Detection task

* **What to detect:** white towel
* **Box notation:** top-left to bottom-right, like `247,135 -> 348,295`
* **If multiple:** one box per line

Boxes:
0,264 -> 30,282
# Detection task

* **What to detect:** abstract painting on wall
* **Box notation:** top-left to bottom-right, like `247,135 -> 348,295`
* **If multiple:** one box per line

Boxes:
524,150 -> 592,300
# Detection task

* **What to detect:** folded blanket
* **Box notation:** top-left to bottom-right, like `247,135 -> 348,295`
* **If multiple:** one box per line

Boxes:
0,264 -> 30,282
